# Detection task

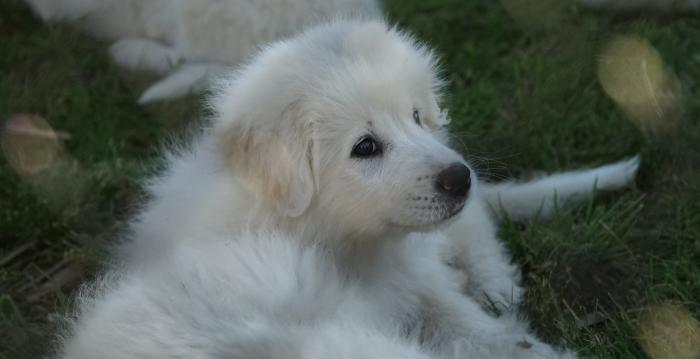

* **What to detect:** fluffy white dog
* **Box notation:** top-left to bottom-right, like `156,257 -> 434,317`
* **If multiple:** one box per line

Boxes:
24,0 -> 380,103
57,20 -> 639,358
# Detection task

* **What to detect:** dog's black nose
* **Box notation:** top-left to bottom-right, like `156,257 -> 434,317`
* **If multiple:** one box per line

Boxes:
435,163 -> 471,198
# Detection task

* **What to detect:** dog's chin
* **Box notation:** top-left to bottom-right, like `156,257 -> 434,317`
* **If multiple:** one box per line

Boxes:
388,200 -> 466,233
431,200 -> 466,228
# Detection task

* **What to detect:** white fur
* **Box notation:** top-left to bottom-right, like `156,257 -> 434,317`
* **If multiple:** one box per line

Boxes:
60,233 -> 433,359
57,20 -> 638,358
482,156 -> 640,221
24,0 -> 381,102
137,63 -> 231,103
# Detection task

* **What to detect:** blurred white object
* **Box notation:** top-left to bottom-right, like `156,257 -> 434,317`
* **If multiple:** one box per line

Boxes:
25,0 -> 381,103
579,0 -> 700,11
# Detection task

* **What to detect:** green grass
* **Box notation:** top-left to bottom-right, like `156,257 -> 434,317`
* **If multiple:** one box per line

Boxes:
1,0 -> 699,357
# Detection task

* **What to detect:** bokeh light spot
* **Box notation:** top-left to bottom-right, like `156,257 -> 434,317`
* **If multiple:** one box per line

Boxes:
638,303 -> 700,359
597,35 -> 683,134
2,114 -> 87,215
1,114 -> 66,175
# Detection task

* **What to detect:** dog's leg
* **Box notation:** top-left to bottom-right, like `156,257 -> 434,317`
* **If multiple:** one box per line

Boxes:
442,198 -> 524,308
138,63 -> 230,103
110,38 -> 183,75
481,156 -> 640,222
423,288 -> 578,359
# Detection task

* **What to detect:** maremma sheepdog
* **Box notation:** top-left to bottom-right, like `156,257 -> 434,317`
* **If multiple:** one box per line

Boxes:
24,0 -> 696,104
56,20 -> 640,359
23,0 -> 381,103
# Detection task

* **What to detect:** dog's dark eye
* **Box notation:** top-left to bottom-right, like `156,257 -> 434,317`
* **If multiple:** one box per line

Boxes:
351,136 -> 380,158
413,108 -> 421,126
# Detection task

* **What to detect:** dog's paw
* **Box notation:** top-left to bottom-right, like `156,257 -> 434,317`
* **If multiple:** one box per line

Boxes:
464,263 -> 524,310
138,66 -> 207,103
137,63 -> 228,103
479,280 -> 524,311
110,39 -> 182,75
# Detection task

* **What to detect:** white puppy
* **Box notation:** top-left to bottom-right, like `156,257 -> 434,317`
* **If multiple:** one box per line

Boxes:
24,0 -> 380,103
57,20 -> 639,358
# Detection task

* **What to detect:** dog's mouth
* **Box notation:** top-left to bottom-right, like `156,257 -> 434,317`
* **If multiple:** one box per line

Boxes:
435,198 -> 467,226
445,200 -> 466,219
388,196 -> 467,231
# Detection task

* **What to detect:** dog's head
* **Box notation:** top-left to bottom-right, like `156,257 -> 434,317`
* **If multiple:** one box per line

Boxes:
213,20 -> 475,238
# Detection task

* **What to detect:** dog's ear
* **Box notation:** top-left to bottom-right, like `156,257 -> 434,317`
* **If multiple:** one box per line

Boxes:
216,102 -> 315,217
